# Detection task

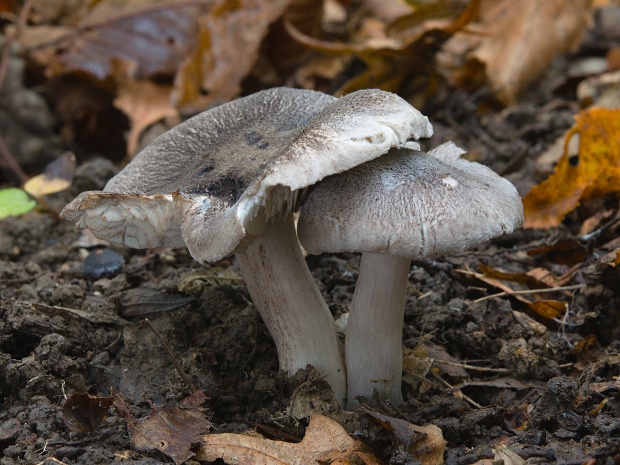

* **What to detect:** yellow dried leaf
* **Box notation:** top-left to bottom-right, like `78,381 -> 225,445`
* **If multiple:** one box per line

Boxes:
527,300 -> 567,320
195,413 -> 382,465
23,152 -> 76,197
523,108 -> 620,228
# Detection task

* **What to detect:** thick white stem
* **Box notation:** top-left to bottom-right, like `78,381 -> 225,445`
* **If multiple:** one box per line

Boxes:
346,252 -> 410,409
236,214 -> 347,407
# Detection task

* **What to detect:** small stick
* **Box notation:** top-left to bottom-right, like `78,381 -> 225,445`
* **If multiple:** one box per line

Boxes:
474,284 -> 585,303
0,134 -> 28,184
430,370 -> 483,409
143,318 -> 197,392
433,359 -> 513,373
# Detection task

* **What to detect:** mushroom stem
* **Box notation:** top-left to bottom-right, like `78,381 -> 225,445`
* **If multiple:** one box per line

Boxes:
235,214 -> 347,407
346,252 -> 410,409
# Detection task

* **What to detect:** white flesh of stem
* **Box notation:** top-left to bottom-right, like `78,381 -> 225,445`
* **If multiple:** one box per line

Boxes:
235,214 -> 347,407
346,252 -> 410,409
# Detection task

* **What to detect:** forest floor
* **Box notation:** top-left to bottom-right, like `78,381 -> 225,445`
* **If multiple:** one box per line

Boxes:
1,4 -> 620,465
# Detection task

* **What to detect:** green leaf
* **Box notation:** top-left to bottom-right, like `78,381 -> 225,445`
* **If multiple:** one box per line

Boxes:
0,188 -> 37,218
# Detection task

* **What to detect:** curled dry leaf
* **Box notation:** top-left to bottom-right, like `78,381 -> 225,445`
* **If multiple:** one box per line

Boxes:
195,413 -> 382,465
523,108 -> 620,228
283,1 -> 477,99
362,409 -> 446,465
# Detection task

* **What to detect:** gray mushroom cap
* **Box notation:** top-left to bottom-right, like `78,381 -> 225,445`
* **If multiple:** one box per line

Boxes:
298,142 -> 524,257
61,87 -> 433,262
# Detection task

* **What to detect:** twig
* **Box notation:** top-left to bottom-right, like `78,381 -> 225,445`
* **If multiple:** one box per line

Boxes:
474,284 -> 585,303
143,318 -> 196,392
430,370 -> 483,409
433,359 -> 513,373
0,133 -> 28,184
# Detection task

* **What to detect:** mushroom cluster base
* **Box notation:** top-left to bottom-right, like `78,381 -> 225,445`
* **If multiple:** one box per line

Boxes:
235,214 -> 347,406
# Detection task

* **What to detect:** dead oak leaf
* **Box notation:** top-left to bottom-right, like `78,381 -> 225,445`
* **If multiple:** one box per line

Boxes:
523,107 -> 620,228
195,413 -> 383,465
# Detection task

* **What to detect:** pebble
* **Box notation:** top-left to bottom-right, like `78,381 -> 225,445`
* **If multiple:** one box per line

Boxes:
83,248 -> 124,279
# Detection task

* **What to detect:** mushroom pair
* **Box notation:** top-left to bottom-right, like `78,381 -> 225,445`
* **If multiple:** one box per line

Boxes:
298,142 -> 524,408
61,87 -> 434,407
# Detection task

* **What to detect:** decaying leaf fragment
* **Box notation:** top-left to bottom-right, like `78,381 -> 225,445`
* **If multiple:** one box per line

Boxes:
113,390 -> 211,465
112,62 -> 178,156
195,413 -> 382,465
523,108 -> 620,228
62,392 -> 113,434
362,409 -> 446,465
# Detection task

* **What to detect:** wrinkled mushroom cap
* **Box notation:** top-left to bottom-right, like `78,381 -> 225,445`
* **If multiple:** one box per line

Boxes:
61,87 -> 433,262
298,142 -> 524,257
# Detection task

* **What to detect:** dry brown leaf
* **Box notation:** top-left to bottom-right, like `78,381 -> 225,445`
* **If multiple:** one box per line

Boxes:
362,409 -> 446,465
457,268 -> 568,320
173,0 -> 286,112
112,61 -> 178,156
113,390 -> 212,465
448,0 -> 593,104
62,392 -> 113,434
267,0 -> 325,76
525,239 -> 588,265
479,263 -> 578,289
283,1 -> 477,102
523,107 -> 620,228
195,413 -> 382,465
21,1 -> 209,80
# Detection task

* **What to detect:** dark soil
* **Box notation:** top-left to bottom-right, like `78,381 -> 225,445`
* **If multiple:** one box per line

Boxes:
2,26 -> 620,465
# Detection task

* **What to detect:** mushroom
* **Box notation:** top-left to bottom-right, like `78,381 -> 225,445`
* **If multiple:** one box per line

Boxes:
61,87 -> 433,406
297,142 -> 524,408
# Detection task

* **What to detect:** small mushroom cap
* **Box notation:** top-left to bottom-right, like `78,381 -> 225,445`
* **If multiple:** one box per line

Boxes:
298,142 -> 524,257
61,87 -> 433,262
